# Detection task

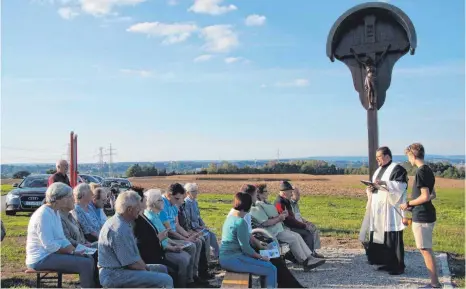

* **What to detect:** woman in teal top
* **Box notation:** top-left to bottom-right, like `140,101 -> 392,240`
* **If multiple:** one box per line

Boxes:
220,192 -> 277,288
144,189 -> 197,287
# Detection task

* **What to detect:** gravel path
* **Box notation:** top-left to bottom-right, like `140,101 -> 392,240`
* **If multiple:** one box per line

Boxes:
211,248 -> 453,288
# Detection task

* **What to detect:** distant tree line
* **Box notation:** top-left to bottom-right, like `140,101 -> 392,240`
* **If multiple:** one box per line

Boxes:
125,164 -> 176,177
12,160 -> 465,180
193,160 -> 465,180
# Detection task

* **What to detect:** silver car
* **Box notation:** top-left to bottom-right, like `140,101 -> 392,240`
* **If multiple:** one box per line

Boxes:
5,174 -> 50,216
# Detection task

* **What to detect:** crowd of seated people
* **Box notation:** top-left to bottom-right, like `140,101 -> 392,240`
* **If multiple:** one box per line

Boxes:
25,172 -> 323,288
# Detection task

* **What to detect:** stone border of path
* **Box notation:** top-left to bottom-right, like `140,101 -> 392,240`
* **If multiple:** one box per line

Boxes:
209,248 -> 454,288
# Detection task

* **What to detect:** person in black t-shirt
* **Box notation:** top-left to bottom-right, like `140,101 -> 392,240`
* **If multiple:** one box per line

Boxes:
400,143 -> 441,288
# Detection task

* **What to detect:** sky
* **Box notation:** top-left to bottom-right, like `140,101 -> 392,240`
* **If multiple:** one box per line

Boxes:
1,0 -> 465,164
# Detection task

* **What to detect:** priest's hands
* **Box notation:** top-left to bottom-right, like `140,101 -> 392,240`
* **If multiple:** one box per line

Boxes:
375,180 -> 387,187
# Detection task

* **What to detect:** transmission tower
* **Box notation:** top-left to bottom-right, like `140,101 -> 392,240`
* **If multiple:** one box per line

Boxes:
104,144 -> 117,177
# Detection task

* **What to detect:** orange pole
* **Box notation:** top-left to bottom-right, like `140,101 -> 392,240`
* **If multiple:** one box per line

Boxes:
70,131 -> 75,187
74,134 -> 78,186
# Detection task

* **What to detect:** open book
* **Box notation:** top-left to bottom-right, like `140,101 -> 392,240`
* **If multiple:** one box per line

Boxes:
360,180 -> 388,192
75,244 -> 97,255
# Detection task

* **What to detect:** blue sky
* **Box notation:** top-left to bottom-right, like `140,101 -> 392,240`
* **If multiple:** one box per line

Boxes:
1,0 -> 465,164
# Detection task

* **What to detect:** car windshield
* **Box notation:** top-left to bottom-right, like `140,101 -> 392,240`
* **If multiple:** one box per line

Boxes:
19,176 -> 48,188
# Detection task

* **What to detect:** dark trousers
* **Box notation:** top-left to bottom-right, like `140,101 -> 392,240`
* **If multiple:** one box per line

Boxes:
366,231 -> 405,272
253,247 -> 303,288
198,239 -> 209,277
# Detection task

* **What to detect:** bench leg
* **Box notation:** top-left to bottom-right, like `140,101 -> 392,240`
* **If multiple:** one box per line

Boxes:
57,272 -> 63,288
248,274 -> 252,288
36,273 -> 41,288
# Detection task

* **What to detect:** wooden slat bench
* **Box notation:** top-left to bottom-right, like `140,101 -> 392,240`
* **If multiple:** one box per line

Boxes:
221,271 -> 252,288
25,269 -> 63,288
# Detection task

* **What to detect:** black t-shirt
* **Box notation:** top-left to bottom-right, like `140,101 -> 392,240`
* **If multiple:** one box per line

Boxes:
411,165 -> 436,223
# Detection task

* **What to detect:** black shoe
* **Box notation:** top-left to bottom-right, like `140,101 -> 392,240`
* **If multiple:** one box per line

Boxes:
389,269 -> 405,275
187,282 -> 198,288
377,265 -> 391,271
194,276 -> 210,285
200,272 -> 215,280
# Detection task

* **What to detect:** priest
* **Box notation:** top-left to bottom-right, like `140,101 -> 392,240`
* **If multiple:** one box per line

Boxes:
359,146 -> 408,275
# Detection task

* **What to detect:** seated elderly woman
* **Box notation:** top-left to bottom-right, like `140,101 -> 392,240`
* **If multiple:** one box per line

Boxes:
140,189 -> 199,288
72,183 -> 103,242
26,182 -> 96,288
59,188 -> 100,286
98,190 -> 173,288
250,184 -> 325,272
220,192 -> 277,289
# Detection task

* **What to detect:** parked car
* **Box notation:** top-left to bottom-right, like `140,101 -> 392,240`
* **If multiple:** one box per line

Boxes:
79,174 -> 100,184
91,175 -> 104,183
101,178 -> 132,191
5,174 -> 50,216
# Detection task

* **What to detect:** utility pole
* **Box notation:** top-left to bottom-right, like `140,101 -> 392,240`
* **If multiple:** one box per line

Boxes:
104,144 -> 117,177
277,149 -> 280,163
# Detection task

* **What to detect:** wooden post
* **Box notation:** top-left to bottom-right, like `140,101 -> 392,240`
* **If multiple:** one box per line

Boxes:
367,109 -> 379,179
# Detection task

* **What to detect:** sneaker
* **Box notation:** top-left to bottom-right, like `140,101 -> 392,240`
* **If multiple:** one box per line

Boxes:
312,251 -> 325,259
303,256 -> 325,272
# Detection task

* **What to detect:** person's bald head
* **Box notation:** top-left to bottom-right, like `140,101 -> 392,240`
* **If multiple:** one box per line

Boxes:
56,160 -> 69,174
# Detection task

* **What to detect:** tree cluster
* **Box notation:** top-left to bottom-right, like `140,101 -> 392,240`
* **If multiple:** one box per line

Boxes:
125,164 -> 175,177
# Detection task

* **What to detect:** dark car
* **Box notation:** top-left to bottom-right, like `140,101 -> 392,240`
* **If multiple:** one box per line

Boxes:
79,174 -> 100,184
5,174 -> 50,215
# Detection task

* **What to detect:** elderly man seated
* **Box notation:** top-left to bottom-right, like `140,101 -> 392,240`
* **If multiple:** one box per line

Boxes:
72,184 -> 104,242
251,184 -> 325,271
89,187 -> 108,228
98,190 -> 173,288
26,182 -> 96,288
183,183 -> 220,260
275,181 -> 324,259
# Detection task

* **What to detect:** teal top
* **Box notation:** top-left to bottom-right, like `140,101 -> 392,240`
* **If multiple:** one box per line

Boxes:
220,215 -> 255,258
144,209 -> 170,249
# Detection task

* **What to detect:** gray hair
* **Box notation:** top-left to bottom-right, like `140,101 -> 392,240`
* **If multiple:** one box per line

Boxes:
55,159 -> 68,170
46,182 -> 73,204
184,183 -> 198,193
115,190 -> 141,214
145,189 -> 163,209
73,183 -> 92,200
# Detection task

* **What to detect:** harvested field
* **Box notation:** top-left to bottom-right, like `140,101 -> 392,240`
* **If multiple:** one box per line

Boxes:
130,174 -> 464,197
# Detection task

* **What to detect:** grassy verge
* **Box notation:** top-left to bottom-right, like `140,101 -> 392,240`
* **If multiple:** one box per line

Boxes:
1,188 -> 463,287
1,184 -> 13,196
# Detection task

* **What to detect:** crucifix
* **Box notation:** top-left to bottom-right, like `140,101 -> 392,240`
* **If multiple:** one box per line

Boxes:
326,2 -> 417,178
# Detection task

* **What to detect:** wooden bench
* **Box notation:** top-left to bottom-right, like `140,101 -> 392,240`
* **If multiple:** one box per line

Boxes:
25,269 -> 63,288
221,271 -> 252,288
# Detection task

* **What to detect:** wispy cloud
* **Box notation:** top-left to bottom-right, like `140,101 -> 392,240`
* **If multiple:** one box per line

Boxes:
245,14 -> 266,26
194,54 -> 214,63
127,22 -> 198,44
200,25 -> 239,53
57,6 -> 79,19
188,0 -> 237,15
80,0 -> 146,16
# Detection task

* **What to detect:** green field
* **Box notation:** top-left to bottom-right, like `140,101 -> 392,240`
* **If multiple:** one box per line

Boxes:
1,187 -> 464,287
1,184 -> 13,196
